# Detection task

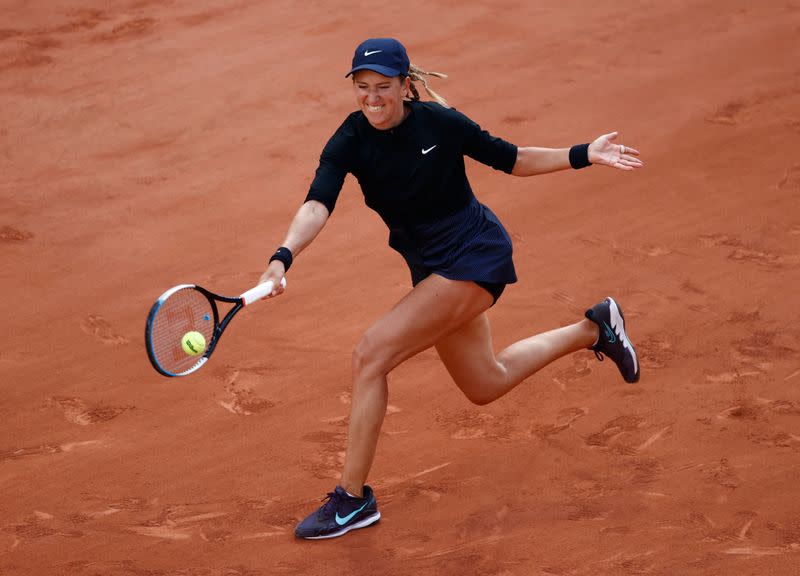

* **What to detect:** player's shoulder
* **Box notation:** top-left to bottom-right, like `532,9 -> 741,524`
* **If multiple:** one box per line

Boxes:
335,110 -> 363,134
412,100 -> 472,126
325,111 -> 362,144
412,100 -> 454,116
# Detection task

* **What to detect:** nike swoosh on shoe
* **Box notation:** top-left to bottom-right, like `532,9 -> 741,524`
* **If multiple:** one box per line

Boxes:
335,501 -> 369,526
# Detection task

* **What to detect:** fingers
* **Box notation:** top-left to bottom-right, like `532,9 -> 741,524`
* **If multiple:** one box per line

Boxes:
259,260 -> 289,298
268,283 -> 284,297
593,131 -> 644,170
257,272 -> 286,299
615,156 -> 643,171
270,277 -> 287,297
263,283 -> 284,299
602,132 -> 641,156
614,136 -> 643,168
621,153 -> 643,165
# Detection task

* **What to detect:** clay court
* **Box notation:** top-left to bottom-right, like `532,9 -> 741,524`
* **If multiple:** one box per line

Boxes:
2,1 -> 799,574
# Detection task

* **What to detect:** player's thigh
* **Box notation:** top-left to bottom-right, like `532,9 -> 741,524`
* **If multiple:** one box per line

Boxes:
356,274 -> 492,374
434,313 -> 506,395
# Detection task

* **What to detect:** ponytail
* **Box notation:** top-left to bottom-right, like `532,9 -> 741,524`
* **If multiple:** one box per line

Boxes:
406,63 -> 449,108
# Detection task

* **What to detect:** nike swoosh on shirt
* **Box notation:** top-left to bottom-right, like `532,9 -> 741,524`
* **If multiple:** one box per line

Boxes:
421,145 -> 437,155
364,50 -> 382,56
335,501 -> 369,526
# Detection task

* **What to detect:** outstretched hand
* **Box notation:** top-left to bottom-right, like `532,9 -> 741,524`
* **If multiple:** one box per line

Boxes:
588,132 -> 643,171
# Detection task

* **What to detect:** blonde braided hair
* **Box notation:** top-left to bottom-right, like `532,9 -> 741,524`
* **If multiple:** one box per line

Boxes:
406,63 -> 449,108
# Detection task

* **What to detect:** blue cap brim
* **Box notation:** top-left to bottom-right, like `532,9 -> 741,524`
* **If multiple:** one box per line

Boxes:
345,64 -> 405,78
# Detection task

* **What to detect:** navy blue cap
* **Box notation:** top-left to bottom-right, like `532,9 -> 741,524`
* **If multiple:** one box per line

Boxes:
346,38 -> 410,78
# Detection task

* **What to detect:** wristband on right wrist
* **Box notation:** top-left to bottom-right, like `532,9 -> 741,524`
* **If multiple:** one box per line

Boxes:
569,143 -> 592,169
269,246 -> 293,271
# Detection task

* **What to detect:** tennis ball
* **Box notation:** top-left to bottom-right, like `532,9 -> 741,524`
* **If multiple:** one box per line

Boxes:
181,331 -> 206,356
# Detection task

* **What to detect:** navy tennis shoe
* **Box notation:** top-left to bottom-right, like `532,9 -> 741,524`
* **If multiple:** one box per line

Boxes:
295,485 -> 380,540
585,297 -> 640,383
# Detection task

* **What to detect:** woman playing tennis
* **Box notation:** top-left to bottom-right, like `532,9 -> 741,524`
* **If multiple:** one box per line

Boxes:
259,38 -> 643,540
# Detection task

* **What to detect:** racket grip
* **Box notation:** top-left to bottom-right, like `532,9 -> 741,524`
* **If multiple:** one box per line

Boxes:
241,277 -> 287,306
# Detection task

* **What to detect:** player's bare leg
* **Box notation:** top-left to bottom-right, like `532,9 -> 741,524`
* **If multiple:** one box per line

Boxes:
296,276 -> 633,539
339,275 -> 493,495
435,313 -> 598,405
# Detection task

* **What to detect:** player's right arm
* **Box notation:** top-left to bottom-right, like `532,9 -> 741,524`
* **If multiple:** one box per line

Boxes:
259,116 -> 354,296
279,199 -> 330,257
258,200 -> 329,294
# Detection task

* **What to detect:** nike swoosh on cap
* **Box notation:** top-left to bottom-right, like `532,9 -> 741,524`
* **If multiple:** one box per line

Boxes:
422,145 -> 437,155
364,50 -> 382,56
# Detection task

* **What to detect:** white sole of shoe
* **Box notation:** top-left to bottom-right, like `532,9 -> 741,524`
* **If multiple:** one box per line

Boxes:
607,297 -> 639,380
302,511 -> 381,540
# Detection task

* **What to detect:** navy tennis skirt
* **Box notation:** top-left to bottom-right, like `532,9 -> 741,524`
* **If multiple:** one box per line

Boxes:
388,196 -> 517,304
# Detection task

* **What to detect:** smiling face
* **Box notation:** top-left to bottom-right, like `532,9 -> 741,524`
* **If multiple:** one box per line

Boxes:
353,70 -> 410,130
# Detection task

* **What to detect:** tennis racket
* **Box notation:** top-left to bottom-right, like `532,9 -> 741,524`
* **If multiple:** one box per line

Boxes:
144,278 -> 286,377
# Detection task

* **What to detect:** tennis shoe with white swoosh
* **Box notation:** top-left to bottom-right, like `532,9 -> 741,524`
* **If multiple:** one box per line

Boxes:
585,296 -> 640,383
295,485 -> 380,540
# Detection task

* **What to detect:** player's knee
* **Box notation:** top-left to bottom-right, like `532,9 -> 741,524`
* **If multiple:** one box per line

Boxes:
454,372 -> 503,405
352,332 -> 391,379
451,364 -> 505,406
461,387 -> 494,406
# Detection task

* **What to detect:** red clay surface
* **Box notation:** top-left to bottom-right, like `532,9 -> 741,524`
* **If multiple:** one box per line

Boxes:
2,1 -> 800,574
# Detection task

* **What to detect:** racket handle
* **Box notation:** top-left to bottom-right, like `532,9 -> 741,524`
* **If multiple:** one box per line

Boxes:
241,277 -> 287,306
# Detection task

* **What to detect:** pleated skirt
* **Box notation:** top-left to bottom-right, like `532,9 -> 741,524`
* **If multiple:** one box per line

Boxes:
388,195 -> 517,293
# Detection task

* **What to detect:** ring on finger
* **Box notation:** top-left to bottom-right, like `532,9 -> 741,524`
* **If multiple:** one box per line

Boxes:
620,145 -> 626,155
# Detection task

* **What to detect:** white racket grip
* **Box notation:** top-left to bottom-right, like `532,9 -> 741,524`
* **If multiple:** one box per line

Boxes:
241,277 -> 286,306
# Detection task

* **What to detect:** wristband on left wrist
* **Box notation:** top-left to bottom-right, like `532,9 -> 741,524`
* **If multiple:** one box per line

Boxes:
569,143 -> 592,169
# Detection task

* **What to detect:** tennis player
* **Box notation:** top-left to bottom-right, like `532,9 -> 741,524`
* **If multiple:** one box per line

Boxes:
259,38 -> 643,540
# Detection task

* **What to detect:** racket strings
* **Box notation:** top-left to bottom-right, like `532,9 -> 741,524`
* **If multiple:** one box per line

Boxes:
149,288 -> 215,375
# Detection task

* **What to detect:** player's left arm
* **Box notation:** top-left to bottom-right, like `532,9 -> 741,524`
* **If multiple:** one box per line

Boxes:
511,131 -> 643,176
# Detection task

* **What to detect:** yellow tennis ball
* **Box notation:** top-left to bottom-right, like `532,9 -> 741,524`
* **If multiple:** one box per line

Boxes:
181,331 -> 206,356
